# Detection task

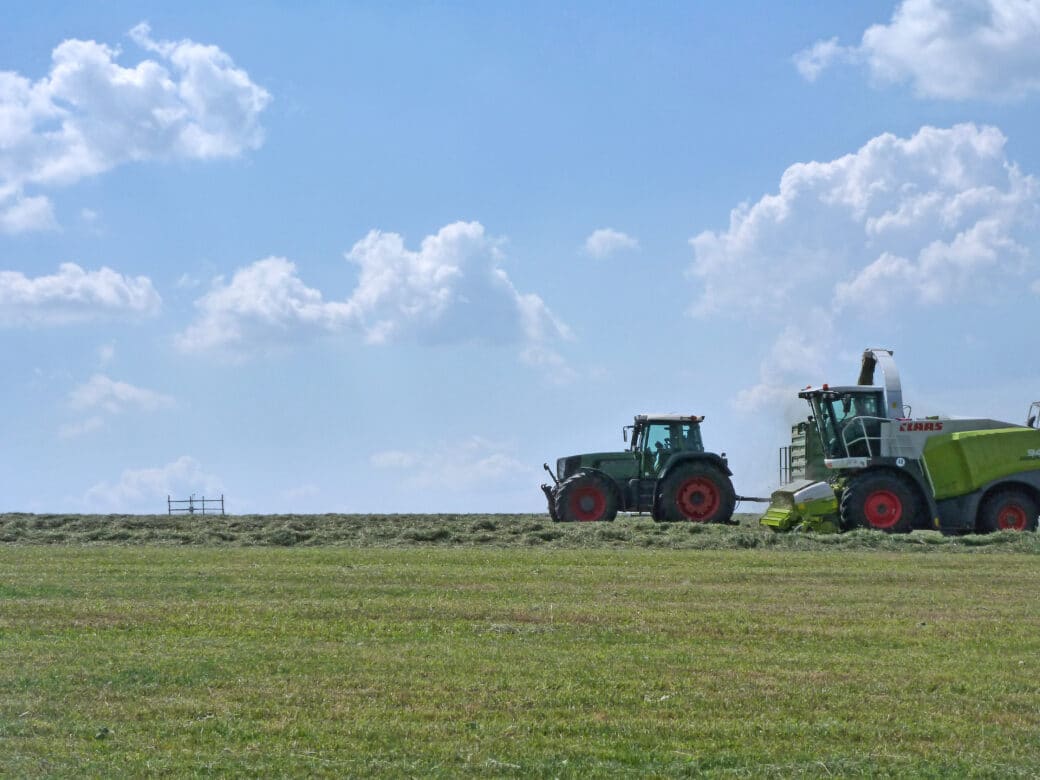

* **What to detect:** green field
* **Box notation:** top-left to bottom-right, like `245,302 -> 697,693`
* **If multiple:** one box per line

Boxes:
2,515 -> 1040,776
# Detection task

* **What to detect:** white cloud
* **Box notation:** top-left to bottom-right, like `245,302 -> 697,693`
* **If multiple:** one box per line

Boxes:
84,455 -> 222,513
69,374 -> 174,414
370,436 -> 531,491
732,326 -> 834,416
0,23 -> 269,230
0,263 -> 161,325
79,207 -> 104,235
60,373 -> 173,438
795,0 -> 1040,100
0,194 -> 57,234
174,256 -> 353,353
176,221 -> 571,366
792,37 -> 847,82
689,124 -> 1038,318
98,342 -> 116,366
583,228 -> 639,258
58,416 -> 104,439
690,123 -> 1040,424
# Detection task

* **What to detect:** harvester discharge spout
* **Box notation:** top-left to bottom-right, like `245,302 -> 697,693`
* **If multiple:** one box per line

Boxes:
857,347 -> 904,418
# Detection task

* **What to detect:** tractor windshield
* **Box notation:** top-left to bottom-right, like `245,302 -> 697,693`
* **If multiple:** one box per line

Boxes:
808,390 -> 884,459
636,421 -> 703,475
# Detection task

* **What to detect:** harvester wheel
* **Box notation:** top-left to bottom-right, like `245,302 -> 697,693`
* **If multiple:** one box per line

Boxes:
658,463 -> 736,523
555,473 -> 618,523
840,472 -> 918,533
977,489 -> 1038,533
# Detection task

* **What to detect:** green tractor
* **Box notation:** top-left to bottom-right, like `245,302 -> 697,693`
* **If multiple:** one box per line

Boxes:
763,349 -> 1040,534
541,414 -> 737,523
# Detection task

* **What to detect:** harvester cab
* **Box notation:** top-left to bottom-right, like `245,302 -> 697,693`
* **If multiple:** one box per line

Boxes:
799,387 -> 885,462
796,348 -> 910,465
1028,402 -> 1040,429
763,349 -> 1040,535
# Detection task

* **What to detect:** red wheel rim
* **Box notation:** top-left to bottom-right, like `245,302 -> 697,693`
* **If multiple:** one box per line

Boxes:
676,477 -> 720,522
570,486 -> 606,522
997,503 -> 1028,531
863,489 -> 902,529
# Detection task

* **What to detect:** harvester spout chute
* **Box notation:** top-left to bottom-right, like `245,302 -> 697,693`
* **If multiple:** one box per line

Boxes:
858,348 -> 903,419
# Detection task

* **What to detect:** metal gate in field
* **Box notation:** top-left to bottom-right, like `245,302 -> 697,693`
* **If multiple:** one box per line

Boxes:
167,494 -> 225,516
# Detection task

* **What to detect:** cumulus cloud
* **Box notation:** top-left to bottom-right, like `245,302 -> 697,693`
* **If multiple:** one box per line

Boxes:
689,123 -> 1039,413
794,0 -> 1040,100
0,263 -> 161,325
176,221 -> 571,366
0,194 -> 57,234
60,373 -> 173,438
69,374 -> 174,414
0,23 -> 269,229
84,455 -> 222,513
690,123 -> 1038,318
583,228 -> 639,258
370,436 -> 530,490
174,257 -> 353,353
793,37 -> 847,82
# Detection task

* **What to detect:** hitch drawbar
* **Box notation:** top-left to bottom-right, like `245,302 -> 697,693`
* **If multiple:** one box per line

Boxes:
736,495 -> 770,503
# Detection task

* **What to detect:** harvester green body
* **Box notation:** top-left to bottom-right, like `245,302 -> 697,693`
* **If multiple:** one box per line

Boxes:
763,350 -> 1040,534
541,415 -> 737,523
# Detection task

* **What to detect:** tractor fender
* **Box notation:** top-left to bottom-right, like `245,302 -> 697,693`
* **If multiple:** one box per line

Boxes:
572,467 -> 623,503
659,452 -> 732,481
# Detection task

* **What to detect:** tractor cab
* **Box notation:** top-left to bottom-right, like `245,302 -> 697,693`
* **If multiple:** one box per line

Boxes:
626,415 -> 705,478
798,386 -> 886,461
1028,402 -> 1040,429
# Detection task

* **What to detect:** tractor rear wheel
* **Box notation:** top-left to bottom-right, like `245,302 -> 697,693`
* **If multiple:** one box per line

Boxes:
840,472 -> 919,533
658,463 -> 736,523
554,473 -> 618,523
977,489 -> 1038,533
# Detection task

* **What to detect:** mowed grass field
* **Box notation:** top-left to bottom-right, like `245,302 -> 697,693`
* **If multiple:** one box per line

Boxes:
2,515 -> 1040,776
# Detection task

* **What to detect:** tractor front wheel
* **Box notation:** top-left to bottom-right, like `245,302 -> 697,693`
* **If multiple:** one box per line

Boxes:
658,463 -> 736,523
554,473 -> 618,523
977,489 -> 1039,533
840,472 -> 918,533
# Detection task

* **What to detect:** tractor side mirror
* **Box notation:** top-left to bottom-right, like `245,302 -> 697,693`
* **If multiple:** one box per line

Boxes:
842,395 -> 852,415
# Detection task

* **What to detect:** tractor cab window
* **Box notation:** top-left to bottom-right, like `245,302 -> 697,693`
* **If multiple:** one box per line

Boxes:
810,391 -> 884,459
639,421 -> 703,475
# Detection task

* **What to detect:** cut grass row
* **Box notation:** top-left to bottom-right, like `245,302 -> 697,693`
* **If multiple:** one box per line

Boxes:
3,512 -> 1040,552
2,545 -> 1040,776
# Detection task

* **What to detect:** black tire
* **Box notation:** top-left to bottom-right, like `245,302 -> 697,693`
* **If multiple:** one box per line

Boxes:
840,472 -> 920,533
977,488 -> 1039,533
657,463 -> 736,523
547,493 -> 560,523
554,473 -> 618,523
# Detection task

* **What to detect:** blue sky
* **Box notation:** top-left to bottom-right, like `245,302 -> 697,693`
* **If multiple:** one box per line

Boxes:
3,0 -> 1040,513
